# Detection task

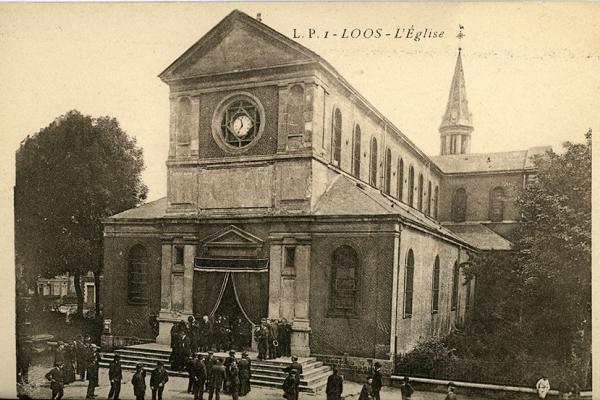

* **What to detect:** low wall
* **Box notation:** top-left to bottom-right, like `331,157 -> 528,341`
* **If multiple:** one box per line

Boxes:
100,334 -> 154,351
391,375 -> 592,399
313,353 -> 392,384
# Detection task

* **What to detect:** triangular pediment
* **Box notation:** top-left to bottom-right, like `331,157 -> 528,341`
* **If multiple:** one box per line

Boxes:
160,10 -> 317,81
202,225 -> 263,247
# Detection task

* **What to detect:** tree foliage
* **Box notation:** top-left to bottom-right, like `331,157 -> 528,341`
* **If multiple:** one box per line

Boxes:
15,110 -> 148,315
460,131 -> 591,384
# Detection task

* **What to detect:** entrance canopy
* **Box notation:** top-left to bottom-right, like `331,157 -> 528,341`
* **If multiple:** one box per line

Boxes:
194,257 -> 269,273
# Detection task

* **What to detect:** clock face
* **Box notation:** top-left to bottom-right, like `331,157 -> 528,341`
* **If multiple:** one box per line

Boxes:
231,115 -> 253,138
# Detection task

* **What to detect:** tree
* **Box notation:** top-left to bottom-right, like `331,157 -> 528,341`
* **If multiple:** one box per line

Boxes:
463,131 -> 591,383
15,110 -> 148,316
516,130 -> 591,375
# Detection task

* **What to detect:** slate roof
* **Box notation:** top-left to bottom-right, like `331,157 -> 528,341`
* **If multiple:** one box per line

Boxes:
313,173 -> 471,247
430,146 -> 551,174
107,197 -> 167,220
443,223 -> 513,251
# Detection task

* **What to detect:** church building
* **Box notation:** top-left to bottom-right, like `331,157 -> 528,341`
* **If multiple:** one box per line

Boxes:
101,10 -> 549,366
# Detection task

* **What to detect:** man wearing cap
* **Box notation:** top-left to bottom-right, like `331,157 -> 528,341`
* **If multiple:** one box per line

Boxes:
191,353 -> 207,400
131,363 -> 146,400
326,366 -> 343,400
400,376 -> 414,400
444,383 -> 457,400
208,358 -> 226,400
223,350 -> 236,393
108,354 -> 123,400
186,354 -> 196,393
282,369 -> 300,400
85,346 -> 100,400
284,356 -> 303,375
150,361 -> 169,400
45,361 -> 65,400
238,351 -> 251,396
256,320 -> 268,360
229,359 -> 240,400
204,351 -> 215,393
358,376 -> 374,400
371,362 -> 383,400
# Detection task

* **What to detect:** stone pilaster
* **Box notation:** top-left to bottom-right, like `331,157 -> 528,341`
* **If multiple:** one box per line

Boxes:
157,242 -> 173,345
290,243 -> 311,356
183,244 -> 196,314
190,97 -> 200,157
268,244 -> 282,319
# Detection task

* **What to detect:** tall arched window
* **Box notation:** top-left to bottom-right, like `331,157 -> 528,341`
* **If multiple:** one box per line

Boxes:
433,186 -> 439,219
432,256 -> 440,313
329,245 -> 359,316
128,245 -> 148,304
397,158 -> 404,201
332,108 -> 342,165
407,166 -> 415,207
404,249 -> 415,317
287,85 -> 304,138
451,261 -> 459,310
352,125 -> 362,178
417,173 -> 424,211
451,188 -> 467,222
427,181 -> 432,216
178,97 -> 192,144
489,186 -> 505,222
384,148 -> 392,194
369,137 -> 378,187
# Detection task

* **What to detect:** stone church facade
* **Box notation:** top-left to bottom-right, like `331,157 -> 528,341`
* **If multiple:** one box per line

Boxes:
101,10 -> 548,363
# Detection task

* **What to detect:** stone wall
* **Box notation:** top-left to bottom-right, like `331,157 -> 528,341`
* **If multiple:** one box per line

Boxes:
313,353 -> 393,384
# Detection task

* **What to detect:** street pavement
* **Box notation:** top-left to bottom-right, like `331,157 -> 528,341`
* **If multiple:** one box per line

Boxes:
20,360 -> 457,400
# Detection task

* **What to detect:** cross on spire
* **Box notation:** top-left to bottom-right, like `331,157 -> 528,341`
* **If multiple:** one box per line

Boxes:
457,25 -> 465,52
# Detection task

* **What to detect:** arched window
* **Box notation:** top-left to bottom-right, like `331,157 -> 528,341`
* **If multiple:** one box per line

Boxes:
407,166 -> 415,207
384,148 -> 392,195
369,137 -> 378,187
178,97 -> 192,144
352,125 -> 361,178
451,188 -> 467,222
432,256 -> 440,313
490,186 -> 505,222
329,245 -> 359,316
417,173 -> 424,211
427,181 -> 432,216
332,108 -> 342,165
128,245 -> 148,304
433,186 -> 439,219
451,261 -> 459,310
397,158 -> 404,201
404,249 -> 415,317
287,85 -> 304,138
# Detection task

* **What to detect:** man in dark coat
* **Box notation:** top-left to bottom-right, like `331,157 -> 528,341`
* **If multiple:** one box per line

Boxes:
326,366 -> 344,400
186,354 -> 195,393
45,361 -> 65,400
85,349 -> 100,400
150,361 -> 169,400
131,363 -> 147,400
63,342 -> 76,384
108,354 -> 123,400
75,338 -> 88,381
400,376 -> 415,400
198,315 -> 211,351
371,362 -> 383,400
256,321 -> 268,360
223,350 -> 236,394
358,376 -> 374,400
229,360 -> 240,400
204,351 -> 215,393
278,319 -> 292,357
208,358 -> 226,400
284,356 -> 303,375
238,352 -> 251,396
267,319 -> 277,359
191,353 -> 207,400
282,369 -> 300,400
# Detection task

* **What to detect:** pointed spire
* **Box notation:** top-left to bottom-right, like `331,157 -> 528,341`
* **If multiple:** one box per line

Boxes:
440,49 -> 473,131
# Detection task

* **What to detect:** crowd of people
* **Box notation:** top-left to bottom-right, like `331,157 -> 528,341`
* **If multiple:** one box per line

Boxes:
169,314 -> 293,370
44,334 -> 103,400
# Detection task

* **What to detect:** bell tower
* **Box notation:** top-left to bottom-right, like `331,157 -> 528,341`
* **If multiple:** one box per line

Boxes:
440,26 -> 473,155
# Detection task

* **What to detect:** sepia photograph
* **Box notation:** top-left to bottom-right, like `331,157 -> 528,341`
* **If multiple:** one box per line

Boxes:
2,2 -> 598,399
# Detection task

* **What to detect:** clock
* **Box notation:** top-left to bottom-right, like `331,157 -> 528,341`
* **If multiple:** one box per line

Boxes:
231,115 -> 253,138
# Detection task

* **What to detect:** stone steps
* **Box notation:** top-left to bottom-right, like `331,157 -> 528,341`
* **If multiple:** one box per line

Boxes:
100,344 -> 331,394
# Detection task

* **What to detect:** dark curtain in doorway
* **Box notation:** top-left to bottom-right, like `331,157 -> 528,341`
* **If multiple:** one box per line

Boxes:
231,272 -> 269,325
193,271 -> 228,318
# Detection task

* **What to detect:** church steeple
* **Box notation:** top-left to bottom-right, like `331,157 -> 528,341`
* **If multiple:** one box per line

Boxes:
440,27 -> 473,155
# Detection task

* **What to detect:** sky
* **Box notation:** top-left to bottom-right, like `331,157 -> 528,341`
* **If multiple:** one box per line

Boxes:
0,2 -> 599,203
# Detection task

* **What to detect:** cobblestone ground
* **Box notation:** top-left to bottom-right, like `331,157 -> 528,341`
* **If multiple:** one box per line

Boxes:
19,356 -> 456,400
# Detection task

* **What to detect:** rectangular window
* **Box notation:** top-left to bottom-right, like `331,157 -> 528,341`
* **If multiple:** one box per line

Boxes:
174,245 -> 185,265
284,247 -> 296,269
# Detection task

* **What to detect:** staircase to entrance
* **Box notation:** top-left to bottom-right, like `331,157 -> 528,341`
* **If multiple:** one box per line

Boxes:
100,343 -> 332,394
